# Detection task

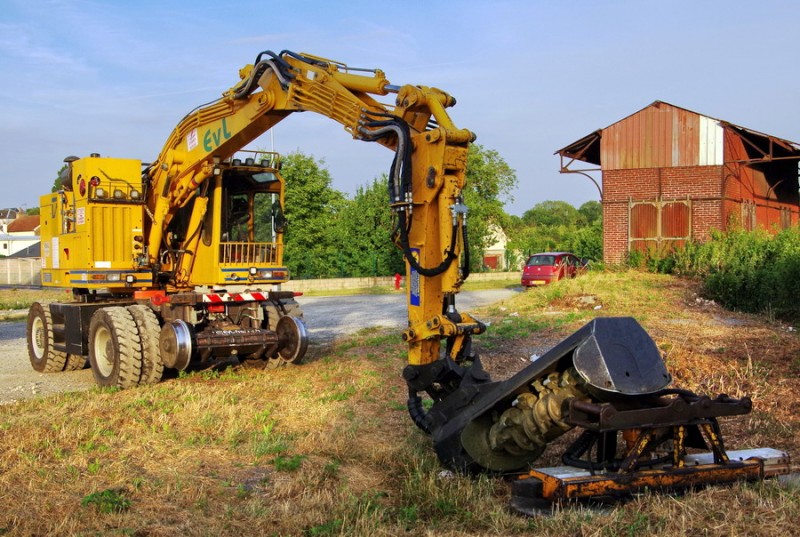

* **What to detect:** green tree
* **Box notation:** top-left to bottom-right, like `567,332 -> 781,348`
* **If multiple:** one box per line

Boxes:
509,199 -> 603,261
564,222 -> 603,260
53,164 -> 67,192
522,200 -> 579,227
463,144 -> 517,272
577,200 -> 602,226
335,176 -> 404,277
278,152 -> 346,278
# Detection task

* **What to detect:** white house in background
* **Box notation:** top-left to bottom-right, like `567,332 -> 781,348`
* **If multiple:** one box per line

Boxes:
0,215 -> 40,257
482,223 -> 509,270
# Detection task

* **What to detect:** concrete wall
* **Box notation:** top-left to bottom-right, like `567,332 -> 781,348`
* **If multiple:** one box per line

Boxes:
288,271 -> 519,293
0,259 -> 518,291
0,258 -> 41,286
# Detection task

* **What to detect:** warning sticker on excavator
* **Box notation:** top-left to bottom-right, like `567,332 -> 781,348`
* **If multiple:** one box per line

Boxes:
187,129 -> 199,151
410,248 -> 420,306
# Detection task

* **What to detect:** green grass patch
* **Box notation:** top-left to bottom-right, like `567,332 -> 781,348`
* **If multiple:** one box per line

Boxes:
273,454 -> 305,472
81,489 -> 131,514
300,286 -> 398,297
460,277 -> 521,291
0,287 -> 67,310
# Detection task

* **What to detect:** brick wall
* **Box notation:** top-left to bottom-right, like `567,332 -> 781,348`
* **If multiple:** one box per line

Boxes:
691,200 -> 723,241
602,202 -> 629,264
602,166 -> 724,263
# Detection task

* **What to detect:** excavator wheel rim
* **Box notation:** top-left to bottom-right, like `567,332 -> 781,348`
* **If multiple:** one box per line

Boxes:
92,323 -> 115,377
30,315 -> 46,361
26,302 -> 68,373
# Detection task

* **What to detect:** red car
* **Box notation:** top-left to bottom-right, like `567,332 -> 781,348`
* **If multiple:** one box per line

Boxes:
521,252 -> 583,287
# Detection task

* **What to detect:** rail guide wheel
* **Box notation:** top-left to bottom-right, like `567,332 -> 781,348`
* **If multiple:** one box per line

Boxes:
276,315 -> 308,364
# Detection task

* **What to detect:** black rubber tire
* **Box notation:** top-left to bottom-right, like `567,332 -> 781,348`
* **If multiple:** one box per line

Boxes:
127,304 -> 164,385
63,354 -> 87,371
88,307 -> 142,389
26,302 -> 68,373
263,298 -> 303,331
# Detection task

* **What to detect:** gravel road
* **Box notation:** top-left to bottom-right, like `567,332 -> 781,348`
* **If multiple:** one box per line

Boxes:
0,288 -> 519,404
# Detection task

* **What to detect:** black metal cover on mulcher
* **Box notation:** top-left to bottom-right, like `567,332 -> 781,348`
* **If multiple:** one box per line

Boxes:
427,317 -> 672,472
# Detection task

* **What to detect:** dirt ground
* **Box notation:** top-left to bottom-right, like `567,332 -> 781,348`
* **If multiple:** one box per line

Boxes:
0,320 -> 96,404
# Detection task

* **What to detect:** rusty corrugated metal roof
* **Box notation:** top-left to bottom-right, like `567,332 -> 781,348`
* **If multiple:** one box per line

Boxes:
556,100 -> 800,169
556,130 -> 602,166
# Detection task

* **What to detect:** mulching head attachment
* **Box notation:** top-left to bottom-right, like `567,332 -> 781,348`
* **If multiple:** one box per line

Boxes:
404,316 -> 791,511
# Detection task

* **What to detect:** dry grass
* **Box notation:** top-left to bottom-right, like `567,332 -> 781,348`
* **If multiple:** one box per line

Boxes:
0,287 -> 68,321
1,270 -> 798,536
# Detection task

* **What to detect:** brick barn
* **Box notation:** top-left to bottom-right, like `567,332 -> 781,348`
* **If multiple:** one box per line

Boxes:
556,101 -> 800,263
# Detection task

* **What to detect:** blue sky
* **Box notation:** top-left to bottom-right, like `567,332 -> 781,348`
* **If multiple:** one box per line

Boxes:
1,0 -> 798,215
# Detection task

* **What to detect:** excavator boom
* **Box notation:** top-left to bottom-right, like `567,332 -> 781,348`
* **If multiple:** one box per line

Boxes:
143,50 -> 479,367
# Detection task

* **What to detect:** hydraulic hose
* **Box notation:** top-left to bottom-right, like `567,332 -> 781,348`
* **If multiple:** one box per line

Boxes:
233,58 -> 292,98
257,50 -> 293,73
359,114 -> 460,278
407,390 -> 432,434
358,123 -> 408,202
461,220 -> 471,280
397,210 -> 459,277
360,119 -> 411,202
279,50 -> 328,68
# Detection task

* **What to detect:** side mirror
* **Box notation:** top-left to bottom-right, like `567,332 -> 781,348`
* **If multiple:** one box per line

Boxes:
273,200 -> 287,233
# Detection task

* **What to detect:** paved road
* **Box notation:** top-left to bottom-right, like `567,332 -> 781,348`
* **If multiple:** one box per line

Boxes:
0,288 -> 520,404
300,288 -> 519,341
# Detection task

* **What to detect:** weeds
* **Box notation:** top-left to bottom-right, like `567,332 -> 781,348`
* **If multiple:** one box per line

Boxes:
273,454 -> 305,471
81,489 -> 131,514
304,519 -> 343,536
649,227 -> 800,321
251,421 -> 290,458
86,459 -> 101,475
322,459 -> 340,478
319,385 -> 356,403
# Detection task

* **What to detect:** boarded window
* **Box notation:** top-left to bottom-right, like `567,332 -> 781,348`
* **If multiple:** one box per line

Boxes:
741,202 -> 756,231
781,208 -> 792,229
629,199 -> 691,254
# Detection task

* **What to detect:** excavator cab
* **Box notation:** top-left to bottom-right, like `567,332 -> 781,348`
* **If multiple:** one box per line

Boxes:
176,150 -> 290,288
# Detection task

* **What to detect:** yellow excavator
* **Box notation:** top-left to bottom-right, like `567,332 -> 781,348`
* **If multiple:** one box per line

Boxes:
26,50 -> 790,511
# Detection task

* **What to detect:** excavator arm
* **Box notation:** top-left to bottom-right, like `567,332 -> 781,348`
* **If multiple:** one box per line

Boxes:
143,50 -> 482,367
